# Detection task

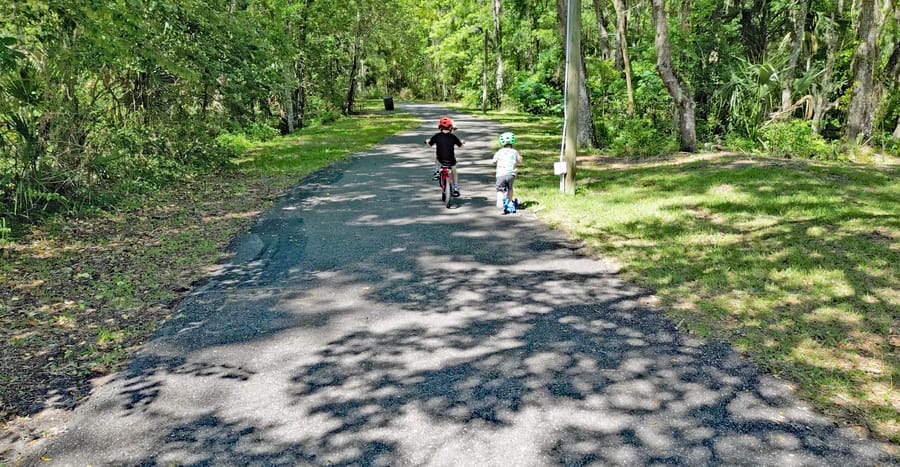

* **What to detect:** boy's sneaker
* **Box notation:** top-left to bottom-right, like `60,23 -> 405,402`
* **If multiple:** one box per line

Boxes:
452,184 -> 460,197
431,170 -> 440,181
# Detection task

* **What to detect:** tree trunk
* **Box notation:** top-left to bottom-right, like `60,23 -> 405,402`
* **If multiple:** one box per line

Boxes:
844,0 -> 879,145
481,30 -> 488,112
612,0 -> 635,116
812,14 -> 838,134
592,0 -> 613,60
781,0 -> 809,112
493,0 -> 503,107
283,66 -> 295,134
345,39 -> 361,115
651,0 -> 697,152
680,0 -> 691,32
295,85 -> 307,129
344,11 -> 364,115
880,3 -> 899,141
556,0 -> 600,148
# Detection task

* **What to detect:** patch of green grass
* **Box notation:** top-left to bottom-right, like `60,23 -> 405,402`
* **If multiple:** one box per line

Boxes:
476,106 -> 900,444
235,103 -> 420,176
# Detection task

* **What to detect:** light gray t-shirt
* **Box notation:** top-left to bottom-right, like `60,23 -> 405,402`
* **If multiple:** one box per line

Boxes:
492,147 -> 521,177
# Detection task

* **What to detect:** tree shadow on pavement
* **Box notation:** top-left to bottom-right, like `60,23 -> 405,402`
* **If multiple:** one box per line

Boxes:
23,104 -> 897,466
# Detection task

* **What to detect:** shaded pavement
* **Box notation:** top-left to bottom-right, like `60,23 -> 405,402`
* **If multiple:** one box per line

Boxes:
18,103 -> 897,465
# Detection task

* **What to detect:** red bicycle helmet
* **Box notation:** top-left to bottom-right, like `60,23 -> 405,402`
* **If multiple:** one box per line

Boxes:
438,116 -> 454,130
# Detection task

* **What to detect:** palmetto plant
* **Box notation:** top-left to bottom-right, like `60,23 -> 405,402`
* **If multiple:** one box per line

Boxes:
712,56 -> 788,139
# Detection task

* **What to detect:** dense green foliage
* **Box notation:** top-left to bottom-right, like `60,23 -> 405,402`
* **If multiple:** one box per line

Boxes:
2,0 -> 898,227
0,0 -> 431,227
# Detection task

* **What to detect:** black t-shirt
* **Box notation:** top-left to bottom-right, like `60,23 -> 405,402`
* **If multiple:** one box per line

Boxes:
428,132 -> 463,166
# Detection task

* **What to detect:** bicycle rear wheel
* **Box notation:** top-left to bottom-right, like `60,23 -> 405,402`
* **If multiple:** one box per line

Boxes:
443,177 -> 452,208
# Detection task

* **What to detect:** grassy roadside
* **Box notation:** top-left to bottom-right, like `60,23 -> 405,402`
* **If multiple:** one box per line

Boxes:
0,102 -> 420,437
469,108 -> 899,445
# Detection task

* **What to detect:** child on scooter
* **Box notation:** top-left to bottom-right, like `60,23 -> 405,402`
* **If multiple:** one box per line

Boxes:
492,132 -> 523,213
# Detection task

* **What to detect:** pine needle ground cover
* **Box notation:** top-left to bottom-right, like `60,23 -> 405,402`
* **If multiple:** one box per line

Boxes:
0,105 -> 419,434
481,109 -> 899,445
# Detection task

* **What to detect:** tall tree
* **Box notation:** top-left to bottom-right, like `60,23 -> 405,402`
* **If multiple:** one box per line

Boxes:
592,0 -> 613,60
781,0 -> 810,113
811,13 -> 841,134
651,0 -> 697,152
844,0 -> 880,144
345,9 -> 364,115
612,0 -> 635,116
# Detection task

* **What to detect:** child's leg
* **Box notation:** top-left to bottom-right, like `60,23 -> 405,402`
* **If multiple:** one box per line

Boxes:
496,178 -> 506,208
451,166 -> 459,185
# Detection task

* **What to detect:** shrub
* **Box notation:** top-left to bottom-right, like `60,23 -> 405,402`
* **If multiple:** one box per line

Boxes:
0,217 -> 11,243
215,132 -> 252,155
760,119 -> 834,159
510,78 -> 562,115
245,122 -> 280,142
723,132 -> 761,153
215,121 -> 280,158
609,116 -> 677,157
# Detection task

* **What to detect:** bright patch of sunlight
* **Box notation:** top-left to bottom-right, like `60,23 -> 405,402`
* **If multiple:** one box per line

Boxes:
683,232 -> 742,247
865,382 -> 900,411
804,305 -> 862,326
795,335 -> 889,378
757,248 -> 790,264
805,226 -> 828,237
874,287 -> 900,307
792,337 -> 843,371
767,268 -> 855,298
611,238 -> 658,248
708,184 -> 736,195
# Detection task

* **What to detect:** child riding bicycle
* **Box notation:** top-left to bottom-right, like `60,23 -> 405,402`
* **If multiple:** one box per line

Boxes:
425,116 -> 464,197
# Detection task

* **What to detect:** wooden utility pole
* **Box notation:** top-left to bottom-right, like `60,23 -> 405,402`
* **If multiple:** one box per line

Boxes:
563,0 -> 581,195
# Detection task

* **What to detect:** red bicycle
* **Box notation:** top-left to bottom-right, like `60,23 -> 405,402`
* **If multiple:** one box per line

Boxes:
437,165 -> 453,208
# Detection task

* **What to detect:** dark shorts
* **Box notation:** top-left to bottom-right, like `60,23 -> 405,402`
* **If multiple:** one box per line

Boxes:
496,174 -> 516,192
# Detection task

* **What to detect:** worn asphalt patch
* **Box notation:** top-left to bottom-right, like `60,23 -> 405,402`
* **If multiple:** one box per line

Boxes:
14,103 -> 898,466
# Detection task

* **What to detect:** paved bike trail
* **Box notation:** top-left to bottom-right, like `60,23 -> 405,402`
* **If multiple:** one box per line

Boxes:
21,103 -> 897,465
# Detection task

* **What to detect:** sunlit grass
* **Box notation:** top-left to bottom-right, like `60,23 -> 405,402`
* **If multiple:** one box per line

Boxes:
235,102 -> 419,176
472,106 -> 900,444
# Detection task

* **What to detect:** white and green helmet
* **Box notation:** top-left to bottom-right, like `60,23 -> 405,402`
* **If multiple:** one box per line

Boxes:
498,132 -> 517,145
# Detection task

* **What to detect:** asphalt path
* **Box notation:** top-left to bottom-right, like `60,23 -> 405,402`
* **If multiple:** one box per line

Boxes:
22,103 -> 897,465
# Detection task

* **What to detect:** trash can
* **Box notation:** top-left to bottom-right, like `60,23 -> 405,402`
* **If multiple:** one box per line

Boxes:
383,96 -> 394,111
